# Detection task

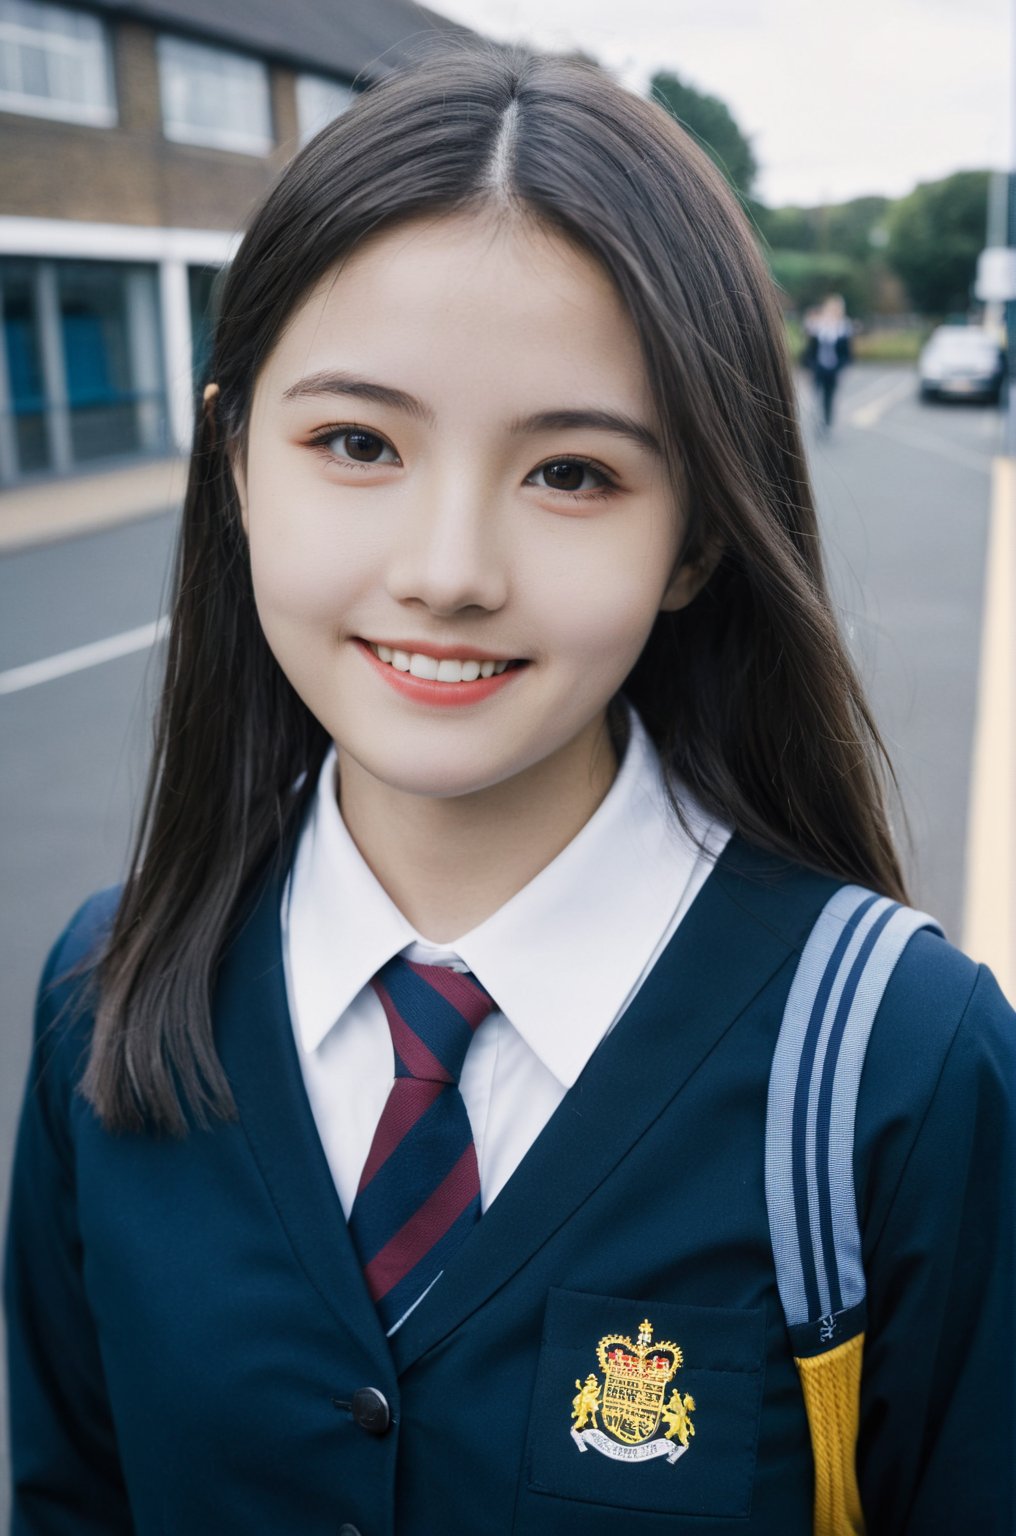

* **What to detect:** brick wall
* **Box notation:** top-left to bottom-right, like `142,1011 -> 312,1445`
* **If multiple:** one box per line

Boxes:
0,20 -> 303,231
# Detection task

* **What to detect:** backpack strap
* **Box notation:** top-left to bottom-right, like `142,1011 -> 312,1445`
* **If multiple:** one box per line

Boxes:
765,885 -> 943,1536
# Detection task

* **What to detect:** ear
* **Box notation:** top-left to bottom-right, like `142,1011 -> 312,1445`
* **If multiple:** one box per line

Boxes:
659,540 -> 723,613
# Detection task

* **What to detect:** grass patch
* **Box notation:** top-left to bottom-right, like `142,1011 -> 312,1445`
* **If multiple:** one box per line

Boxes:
852,329 -> 925,362
784,321 -> 927,365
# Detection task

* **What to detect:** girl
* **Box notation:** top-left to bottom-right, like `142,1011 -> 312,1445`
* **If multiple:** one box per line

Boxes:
5,42 -> 1013,1536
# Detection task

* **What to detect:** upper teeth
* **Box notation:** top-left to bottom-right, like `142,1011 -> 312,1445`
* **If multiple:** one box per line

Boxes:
369,643 -> 512,681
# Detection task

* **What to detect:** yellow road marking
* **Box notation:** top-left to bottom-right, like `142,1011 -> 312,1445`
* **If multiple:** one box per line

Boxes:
848,374 -> 915,428
962,455 -> 1015,1001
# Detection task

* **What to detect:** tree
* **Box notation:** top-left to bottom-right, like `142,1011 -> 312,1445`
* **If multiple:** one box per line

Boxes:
825,197 -> 892,263
752,195 -> 892,316
649,71 -> 758,203
752,204 -> 818,253
752,196 -> 891,261
767,250 -> 866,316
886,171 -> 990,315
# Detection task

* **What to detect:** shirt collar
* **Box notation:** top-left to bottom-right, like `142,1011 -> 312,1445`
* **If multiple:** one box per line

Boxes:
283,701 -> 728,1086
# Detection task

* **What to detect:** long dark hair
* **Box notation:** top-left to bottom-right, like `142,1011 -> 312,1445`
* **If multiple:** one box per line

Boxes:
79,42 -> 909,1134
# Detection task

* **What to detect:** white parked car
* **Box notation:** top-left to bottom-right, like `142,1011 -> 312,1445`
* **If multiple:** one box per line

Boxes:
917,326 -> 1005,403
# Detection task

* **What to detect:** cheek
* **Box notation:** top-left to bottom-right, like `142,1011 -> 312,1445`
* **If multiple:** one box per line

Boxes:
245,488 -> 370,631
249,534 -> 342,629
531,514 -> 678,666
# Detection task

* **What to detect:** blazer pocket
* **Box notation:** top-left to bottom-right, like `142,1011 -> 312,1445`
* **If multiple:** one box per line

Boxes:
523,1288 -> 765,1521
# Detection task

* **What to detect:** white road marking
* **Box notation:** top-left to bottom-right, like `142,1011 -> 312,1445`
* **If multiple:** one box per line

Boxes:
864,421 -> 992,476
0,616 -> 169,695
962,455 -> 1015,1001
848,373 -> 917,428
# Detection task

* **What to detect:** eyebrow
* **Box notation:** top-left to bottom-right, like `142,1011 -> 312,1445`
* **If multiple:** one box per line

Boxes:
281,371 -> 661,454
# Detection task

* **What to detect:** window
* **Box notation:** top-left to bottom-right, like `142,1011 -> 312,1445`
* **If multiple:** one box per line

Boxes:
0,0 -> 115,126
1,261 -> 48,474
57,260 -> 166,462
0,257 -> 168,481
157,33 -> 272,155
296,71 -> 353,145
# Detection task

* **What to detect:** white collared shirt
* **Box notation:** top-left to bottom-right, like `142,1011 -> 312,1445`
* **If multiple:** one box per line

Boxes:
281,703 -> 733,1216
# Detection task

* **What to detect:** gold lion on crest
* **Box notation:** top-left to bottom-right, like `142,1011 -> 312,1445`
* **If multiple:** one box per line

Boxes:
661,1388 -> 697,1447
571,1373 -> 601,1431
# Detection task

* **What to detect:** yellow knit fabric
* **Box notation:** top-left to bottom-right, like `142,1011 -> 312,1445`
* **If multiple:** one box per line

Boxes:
794,1332 -> 866,1536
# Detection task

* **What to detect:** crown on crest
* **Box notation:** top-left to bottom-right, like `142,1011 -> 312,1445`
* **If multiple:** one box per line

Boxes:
596,1317 -> 682,1381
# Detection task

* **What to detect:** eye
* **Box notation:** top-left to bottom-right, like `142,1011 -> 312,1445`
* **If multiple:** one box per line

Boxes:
528,457 -> 616,496
307,425 -> 400,465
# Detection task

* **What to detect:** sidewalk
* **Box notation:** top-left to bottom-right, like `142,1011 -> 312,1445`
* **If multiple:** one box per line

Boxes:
962,454 -> 1016,1002
0,456 -> 189,553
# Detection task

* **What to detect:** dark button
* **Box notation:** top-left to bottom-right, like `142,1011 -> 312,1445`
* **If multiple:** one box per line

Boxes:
351,1386 -> 391,1435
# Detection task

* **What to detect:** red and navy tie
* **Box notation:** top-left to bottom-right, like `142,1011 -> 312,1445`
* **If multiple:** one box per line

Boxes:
348,954 -> 497,1334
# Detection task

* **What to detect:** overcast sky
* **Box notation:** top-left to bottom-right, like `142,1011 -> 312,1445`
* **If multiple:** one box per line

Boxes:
433,0 -> 1013,209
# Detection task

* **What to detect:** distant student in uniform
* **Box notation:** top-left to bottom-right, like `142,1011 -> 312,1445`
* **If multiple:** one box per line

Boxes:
6,43 -> 1014,1536
803,292 -> 854,432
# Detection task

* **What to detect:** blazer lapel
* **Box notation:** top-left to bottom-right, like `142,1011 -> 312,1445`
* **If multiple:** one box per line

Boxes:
389,835 -> 838,1375
214,854 -> 392,1365
213,833 -> 839,1380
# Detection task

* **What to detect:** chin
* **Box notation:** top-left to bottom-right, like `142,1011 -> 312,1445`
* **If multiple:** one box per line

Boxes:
332,734 -> 516,799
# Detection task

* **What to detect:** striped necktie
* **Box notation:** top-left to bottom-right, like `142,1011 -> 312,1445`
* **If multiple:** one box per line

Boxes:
348,954 -> 497,1335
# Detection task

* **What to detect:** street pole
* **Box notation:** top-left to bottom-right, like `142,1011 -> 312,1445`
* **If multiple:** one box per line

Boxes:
1007,0 -> 1016,455
964,0 -> 1016,990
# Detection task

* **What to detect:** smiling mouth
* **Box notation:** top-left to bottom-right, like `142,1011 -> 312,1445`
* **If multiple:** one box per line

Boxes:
363,641 -> 528,684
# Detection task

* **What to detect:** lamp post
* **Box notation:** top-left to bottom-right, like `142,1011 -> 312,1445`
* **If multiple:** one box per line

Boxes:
977,8 -> 1016,454
1009,0 -> 1016,458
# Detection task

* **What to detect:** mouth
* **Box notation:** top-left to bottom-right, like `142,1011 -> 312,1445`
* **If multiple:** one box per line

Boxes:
354,638 -> 529,707
361,640 -> 528,685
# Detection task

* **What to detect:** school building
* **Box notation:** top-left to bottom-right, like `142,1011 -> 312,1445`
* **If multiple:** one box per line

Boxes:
0,0 -> 472,487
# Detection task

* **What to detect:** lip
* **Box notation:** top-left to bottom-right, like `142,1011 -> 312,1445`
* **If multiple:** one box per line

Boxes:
354,638 -> 528,708
359,637 -> 522,663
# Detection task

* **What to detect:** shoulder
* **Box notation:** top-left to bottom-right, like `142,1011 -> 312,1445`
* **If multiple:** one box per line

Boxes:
744,850 -> 1015,1229
48,884 -> 122,972
875,925 -> 1013,1085
37,885 -> 122,1023
856,924 -> 1015,1246
31,885 -> 123,1095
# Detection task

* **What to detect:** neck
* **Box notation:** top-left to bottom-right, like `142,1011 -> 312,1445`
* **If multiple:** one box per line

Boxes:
335,713 -> 619,943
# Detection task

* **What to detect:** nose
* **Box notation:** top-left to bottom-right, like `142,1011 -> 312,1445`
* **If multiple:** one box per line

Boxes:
385,473 -> 508,617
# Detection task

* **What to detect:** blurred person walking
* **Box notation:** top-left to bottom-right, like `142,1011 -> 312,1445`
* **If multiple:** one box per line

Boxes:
803,293 -> 853,431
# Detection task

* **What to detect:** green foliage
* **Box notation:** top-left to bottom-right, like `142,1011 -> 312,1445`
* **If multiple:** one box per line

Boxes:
753,196 -> 891,261
650,70 -> 758,201
767,250 -> 866,315
784,318 -> 806,359
824,197 -> 892,263
886,171 -> 990,314
754,205 -> 817,252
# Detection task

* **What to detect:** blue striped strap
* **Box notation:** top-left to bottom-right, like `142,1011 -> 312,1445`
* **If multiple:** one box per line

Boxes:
765,885 -> 943,1357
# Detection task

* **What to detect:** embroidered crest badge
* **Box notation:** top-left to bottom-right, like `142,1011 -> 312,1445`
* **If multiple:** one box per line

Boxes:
569,1317 -> 697,1465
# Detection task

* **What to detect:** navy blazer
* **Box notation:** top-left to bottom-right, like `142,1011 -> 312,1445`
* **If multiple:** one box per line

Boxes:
5,835 -> 1015,1534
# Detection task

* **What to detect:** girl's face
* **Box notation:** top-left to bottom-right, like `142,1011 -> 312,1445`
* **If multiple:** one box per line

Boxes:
235,212 -> 702,805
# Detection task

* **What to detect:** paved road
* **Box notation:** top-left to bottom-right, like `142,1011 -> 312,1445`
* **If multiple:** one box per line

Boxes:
0,510 -> 179,1501
800,365 -> 1000,934
0,363 -> 1002,1507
